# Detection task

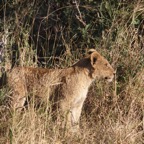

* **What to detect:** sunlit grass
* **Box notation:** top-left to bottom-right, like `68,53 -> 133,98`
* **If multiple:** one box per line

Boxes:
0,0 -> 144,143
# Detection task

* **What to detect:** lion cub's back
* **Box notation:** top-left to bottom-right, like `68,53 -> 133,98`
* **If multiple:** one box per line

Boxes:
7,67 -> 73,98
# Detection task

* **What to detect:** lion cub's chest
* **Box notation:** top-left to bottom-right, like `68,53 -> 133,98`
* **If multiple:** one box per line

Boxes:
61,72 -> 91,107
73,86 -> 88,107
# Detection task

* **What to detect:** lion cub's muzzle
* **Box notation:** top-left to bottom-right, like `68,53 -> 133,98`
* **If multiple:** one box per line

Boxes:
105,71 -> 116,82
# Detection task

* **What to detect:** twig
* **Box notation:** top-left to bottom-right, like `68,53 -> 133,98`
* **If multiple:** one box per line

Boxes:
73,0 -> 86,27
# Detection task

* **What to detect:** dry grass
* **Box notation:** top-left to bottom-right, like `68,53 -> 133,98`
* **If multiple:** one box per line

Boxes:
0,0 -> 144,143
0,53 -> 143,144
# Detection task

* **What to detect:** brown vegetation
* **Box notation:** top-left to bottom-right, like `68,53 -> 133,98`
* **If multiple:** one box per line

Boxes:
0,0 -> 143,143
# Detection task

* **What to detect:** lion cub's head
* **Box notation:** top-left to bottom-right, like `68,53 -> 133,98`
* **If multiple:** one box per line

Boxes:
88,49 -> 115,82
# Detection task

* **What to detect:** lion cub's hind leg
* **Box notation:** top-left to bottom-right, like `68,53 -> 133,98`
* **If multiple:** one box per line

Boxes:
8,71 -> 27,111
10,84 -> 27,112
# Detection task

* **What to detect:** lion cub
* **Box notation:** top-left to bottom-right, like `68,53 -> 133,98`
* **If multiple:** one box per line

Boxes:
7,49 -> 115,132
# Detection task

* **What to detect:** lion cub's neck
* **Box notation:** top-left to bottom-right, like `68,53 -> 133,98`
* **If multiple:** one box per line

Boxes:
72,57 -> 93,81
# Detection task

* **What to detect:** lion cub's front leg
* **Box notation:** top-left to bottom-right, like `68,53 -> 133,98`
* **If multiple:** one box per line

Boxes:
70,98 -> 86,132
60,96 -> 85,133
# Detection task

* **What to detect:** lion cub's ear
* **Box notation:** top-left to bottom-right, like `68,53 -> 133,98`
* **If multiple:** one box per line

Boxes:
88,49 -> 97,55
90,52 -> 99,66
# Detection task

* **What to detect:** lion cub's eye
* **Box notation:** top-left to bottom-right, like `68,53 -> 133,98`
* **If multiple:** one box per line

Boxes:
105,63 -> 108,67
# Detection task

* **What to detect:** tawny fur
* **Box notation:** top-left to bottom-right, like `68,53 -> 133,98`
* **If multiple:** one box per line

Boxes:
7,49 -> 115,132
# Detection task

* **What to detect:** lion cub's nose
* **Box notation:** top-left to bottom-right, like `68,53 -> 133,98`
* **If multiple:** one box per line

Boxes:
105,76 -> 108,80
